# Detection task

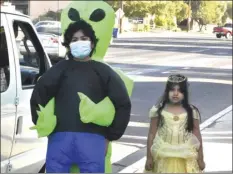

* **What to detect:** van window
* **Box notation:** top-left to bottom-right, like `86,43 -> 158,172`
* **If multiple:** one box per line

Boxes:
13,21 -> 46,89
0,26 -> 10,93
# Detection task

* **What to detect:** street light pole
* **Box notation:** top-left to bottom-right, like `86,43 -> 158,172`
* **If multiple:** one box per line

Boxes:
187,0 -> 191,32
119,0 -> 123,34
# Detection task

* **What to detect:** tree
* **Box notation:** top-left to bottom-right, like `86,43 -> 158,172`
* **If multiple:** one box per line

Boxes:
221,1 -> 232,24
192,1 -> 226,31
123,1 -> 150,18
175,1 -> 190,23
33,9 -> 61,24
149,1 -> 188,29
104,0 -> 119,11
213,2 -> 227,24
226,1 -> 232,19
149,1 -> 167,16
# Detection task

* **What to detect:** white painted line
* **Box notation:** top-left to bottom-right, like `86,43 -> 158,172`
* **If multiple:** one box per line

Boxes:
216,52 -> 228,55
202,137 -> 232,140
163,70 -> 232,76
119,157 -> 146,173
113,42 -> 223,49
128,75 -> 232,85
201,131 -> 232,135
128,121 -> 149,128
122,134 -> 233,141
183,67 -> 191,69
126,68 -> 160,75
116,142 -> 146,148
122,135 -> 147,140
219,65 -> 232,69
162,71 -> 170,74
200,105 -> 232,130
190,48 -> 210,53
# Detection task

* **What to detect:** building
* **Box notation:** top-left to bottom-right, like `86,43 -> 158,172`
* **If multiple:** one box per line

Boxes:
29,1 -> 71,19
6,0 -> 29,14
7,0 -> 71,19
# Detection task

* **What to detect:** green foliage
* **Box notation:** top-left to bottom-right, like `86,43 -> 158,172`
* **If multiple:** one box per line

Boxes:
154,15 -> 167,27
33,10 -> 61,24
226,2 -> 232,19
175,2 -> 190,23
192,1 -> 228,30
144,24 -> 150,31
123,1 -> 150,18
220,1 -> 232,24
104,1 -> 231,30
104,0 -> 119,11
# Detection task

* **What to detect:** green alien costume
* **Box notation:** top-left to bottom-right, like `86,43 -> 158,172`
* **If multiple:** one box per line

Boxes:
30,1 -> 134,173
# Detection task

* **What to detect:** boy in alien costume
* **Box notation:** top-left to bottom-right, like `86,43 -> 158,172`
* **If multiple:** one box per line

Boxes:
30,1 -> 134,173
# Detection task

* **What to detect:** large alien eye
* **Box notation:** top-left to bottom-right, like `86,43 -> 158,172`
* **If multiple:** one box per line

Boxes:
68,8 -> 80,21
89,9 -> 105,22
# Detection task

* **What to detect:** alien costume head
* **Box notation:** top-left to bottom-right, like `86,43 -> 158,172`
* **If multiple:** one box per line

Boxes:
61,1 -> 115,61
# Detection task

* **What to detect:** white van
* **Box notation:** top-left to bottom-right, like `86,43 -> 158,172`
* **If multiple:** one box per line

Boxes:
1,3 -> 51,173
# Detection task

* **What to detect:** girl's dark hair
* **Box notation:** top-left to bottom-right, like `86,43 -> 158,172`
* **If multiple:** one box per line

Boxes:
155,74 -> 200,132
62,19 -> 99,58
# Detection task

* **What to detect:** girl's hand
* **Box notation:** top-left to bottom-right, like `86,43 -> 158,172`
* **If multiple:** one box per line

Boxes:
198,159 -> 205,171
145,157 -> 154,171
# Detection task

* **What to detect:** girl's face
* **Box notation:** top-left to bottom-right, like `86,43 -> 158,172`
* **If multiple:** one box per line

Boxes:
168,85 -> 184,104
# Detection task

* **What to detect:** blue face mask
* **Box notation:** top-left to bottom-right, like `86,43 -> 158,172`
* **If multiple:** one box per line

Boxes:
70,40 -> 92,59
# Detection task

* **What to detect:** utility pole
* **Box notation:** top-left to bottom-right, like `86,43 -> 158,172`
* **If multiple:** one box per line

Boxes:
119,0 -> 123,34
187,0 -> 191,32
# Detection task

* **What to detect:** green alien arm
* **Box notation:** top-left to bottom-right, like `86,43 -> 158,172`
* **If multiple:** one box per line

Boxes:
30,61 -> 67,137
30,98 -> 56,138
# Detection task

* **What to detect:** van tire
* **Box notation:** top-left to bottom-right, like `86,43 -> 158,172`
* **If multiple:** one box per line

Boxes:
216,34 -> 221,38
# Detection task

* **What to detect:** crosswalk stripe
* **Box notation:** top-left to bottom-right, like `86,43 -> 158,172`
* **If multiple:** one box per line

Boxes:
122,135 -> 147,140
116,142 -> 146,148
128,121 -> 149,128
122,134 -> 232,141
202,136 -> 232,139
202,131 -> 232,134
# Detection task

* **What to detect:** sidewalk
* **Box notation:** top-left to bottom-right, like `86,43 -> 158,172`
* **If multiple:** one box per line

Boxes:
117,106 -> 232,173
201,110 -> 232,173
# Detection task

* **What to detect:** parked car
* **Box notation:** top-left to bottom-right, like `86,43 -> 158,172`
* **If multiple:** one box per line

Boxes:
34,20 -> 61,28
35,25 -> 66,64
213,23 -> 232,39
1,2 -> 51,173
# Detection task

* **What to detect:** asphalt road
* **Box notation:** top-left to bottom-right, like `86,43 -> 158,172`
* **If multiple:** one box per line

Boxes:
104,33 -> 232,171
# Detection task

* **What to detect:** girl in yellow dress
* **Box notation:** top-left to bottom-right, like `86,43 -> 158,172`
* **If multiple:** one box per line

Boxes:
145,74 -> 205,173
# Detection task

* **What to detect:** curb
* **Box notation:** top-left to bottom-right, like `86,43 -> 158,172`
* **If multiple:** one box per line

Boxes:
200,105 -> 232,131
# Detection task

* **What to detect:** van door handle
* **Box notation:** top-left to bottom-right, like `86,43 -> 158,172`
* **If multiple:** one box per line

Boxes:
16,116 -> 23,135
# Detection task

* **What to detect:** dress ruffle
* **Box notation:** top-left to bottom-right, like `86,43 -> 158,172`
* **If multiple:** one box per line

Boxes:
150,134 -> 201,173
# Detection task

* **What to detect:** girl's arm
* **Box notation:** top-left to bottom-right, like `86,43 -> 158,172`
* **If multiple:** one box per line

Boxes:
147,117 -> 158,159
192,109 -> 204,162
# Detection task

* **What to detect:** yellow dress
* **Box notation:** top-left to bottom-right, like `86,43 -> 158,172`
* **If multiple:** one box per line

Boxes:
147,106 -> 201,173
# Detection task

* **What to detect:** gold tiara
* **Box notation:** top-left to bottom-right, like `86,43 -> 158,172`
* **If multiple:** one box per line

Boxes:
168,74 -> 187,83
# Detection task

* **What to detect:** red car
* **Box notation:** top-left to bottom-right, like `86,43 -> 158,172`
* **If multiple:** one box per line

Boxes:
213,23 -> 232,39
